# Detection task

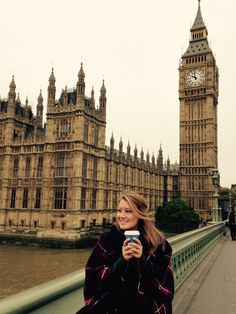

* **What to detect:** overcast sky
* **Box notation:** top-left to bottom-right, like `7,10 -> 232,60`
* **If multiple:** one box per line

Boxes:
0,0 -> 235,188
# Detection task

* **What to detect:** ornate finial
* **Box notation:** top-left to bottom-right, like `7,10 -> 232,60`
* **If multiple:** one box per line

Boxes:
191,0 -> 205,31
49,68 -> 55,81
25,96 -> 29,107
127,141 -> 131,154
119,137 -> 123,153
110,133 -> 114,145
10,75 -> 16,88
38,89 -> 43,102
100,80 -> 106,93
152,153 -> 155,164
16,92 -> 20,103
78,62 -> 85,76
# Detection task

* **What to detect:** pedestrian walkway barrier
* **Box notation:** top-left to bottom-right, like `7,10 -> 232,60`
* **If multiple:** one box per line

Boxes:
169,221 -> 224,288
0,222 -> 225,314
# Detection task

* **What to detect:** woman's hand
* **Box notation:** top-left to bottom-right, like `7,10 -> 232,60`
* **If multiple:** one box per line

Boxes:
122,238 -> 143,261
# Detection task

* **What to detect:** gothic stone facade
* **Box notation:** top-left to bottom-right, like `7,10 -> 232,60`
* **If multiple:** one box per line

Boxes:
0,65 -> 179,238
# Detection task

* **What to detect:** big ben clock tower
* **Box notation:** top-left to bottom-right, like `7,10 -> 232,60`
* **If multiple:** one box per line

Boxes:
179,0 -> 219,220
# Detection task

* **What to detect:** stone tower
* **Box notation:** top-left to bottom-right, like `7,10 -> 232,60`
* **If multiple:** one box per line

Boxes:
179,0 -> 219,220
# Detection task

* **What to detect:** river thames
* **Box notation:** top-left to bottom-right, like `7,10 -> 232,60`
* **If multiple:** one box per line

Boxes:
0,244 -> 92,299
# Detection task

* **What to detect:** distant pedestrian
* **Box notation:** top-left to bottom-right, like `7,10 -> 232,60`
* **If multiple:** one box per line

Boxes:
228,207 -> 236,241
76,191 -> 174,314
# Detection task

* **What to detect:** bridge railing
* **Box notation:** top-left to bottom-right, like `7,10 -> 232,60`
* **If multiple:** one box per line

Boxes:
169,221 -> 224,289
0,222 -> 225,314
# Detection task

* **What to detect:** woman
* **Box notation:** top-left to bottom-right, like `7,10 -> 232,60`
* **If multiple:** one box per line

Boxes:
76,191 -> 174,314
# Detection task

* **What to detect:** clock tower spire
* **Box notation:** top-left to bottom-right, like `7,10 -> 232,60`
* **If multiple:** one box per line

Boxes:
179,1 -> 219,221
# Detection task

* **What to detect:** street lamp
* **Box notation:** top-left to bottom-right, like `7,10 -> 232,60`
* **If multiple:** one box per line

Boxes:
211,169 -> 221,221
229,190 -> 232,216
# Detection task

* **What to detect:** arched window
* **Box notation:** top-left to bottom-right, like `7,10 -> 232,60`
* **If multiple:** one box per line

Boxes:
61,119 -> 68,136
54,187 -> 67,209
84,121 -> 89,143
13,156 -> 19,178
25,156 -> 31,177
94,125 -> 99,146
37,156 -> 43,177
82,154 -> 88,178
55,153 -> 68,177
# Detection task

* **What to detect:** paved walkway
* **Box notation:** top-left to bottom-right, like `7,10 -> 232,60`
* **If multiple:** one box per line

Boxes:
174,232 -> 236,314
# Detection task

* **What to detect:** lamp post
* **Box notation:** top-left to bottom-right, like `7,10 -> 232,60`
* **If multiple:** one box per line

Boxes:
229,190 -> 232,215
212,169 -> 221,221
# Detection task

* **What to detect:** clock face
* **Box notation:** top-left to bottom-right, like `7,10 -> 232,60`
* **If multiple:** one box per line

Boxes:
186,68 -> 205,87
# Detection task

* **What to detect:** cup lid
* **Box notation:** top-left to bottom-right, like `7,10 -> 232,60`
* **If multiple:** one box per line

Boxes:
124,230 -> 140,236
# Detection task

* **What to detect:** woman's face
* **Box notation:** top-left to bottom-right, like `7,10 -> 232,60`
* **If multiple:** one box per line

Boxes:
116,199 -> 139,230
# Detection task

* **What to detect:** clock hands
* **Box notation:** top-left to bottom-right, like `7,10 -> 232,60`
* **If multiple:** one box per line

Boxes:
191,69 -> 197,80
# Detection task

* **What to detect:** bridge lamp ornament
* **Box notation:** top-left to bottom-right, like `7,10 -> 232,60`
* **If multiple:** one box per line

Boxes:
211,169 -> 221,221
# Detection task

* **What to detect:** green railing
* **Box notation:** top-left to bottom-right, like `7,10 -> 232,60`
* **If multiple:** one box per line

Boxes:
0,222 -> 225,314
169,221 -> 224,289
0,270 -> 85,314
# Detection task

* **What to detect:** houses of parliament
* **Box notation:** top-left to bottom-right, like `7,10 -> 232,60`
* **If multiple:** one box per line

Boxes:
0,1 -> 219,238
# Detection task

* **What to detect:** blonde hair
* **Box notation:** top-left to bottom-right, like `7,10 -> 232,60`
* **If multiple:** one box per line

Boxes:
116,191 -> 165,254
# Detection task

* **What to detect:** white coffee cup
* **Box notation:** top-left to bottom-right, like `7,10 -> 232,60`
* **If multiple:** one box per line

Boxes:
124,230 -> 140,242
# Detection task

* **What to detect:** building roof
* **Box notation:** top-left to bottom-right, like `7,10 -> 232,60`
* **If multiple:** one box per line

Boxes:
191,1 -> 205,31
182,39 -> 211,57
182,1 -> 211,58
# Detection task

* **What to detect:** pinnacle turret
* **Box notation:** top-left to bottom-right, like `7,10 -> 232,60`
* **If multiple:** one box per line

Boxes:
140,148 -> 144,161
63,86 -> 68,105
76,63 -> 85,99
119,137 -> 123,154
91,86 -> 95,108
127,141 -> 131,156
16,93 -> 21,103
36,90 -> 43,128
110,133 -> 114,150
8,76 -> 16,101
191,0 -> 205,31
25,96 -> 29,107
47,68 -> 56,107
99,80 -> 106,116
49,68 -> 55,83
167,156 -> 170,171
9,75 -> 16,89
183,0 -> 210,57
78,62 -> 85,79
151,153 -> 155,165
37,90 -> 43,103
134,144 -> 138,158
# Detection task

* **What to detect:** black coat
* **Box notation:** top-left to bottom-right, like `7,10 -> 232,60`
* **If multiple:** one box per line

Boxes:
229,210 -> 236,224
76,225 -> 174,314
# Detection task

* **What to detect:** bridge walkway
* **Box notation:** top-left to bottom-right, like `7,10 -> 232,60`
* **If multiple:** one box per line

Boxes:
174,232 -> 236,314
